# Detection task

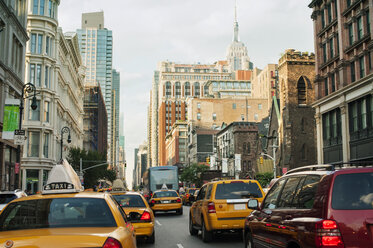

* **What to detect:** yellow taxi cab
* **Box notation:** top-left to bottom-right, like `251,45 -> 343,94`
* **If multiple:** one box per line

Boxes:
189,179 -> 265,242
149,189 -> 183,215
182,188 -> 198,206
110,180 -> 155,244
0,160 -> 136,248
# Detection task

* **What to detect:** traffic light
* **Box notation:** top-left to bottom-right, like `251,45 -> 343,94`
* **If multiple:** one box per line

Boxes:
260,156 -> 263,165
206,156 -> 210,164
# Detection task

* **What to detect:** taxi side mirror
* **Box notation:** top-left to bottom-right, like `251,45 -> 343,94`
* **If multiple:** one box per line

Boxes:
247,199 -> 259,210
128,212 -> 141,221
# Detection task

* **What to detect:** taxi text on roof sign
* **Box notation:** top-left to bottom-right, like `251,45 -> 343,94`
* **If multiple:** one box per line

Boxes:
42,159 -> 84,194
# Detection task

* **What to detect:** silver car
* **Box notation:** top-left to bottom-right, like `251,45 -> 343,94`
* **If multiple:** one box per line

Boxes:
0,189 -> 27,211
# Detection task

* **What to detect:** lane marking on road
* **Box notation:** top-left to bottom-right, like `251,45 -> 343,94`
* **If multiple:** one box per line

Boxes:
156,220 -> 162,226
177,244 -> 184,248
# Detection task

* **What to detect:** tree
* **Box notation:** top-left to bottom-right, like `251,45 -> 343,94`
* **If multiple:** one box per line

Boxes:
255,172 -> 274,188
67,147 -> 116,189
180,163 -> 208,187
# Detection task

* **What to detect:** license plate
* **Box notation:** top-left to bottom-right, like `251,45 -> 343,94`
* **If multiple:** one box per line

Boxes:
162,200 -> 170,204
234,204 -> 246,210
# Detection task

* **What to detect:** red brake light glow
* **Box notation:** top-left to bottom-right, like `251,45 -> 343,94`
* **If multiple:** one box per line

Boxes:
208,202 -> 216,213
102,237 -> 122,248
176,198 -> 181,203
322,220 -> 338,229
140,211 -> 151,221
315,220 -> 344,248
151,199 -> 156,204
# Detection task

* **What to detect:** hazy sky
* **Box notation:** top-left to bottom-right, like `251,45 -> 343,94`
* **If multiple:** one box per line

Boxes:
58,0 -> 314,188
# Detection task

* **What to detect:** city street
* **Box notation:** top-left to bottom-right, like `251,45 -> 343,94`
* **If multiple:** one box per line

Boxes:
137,206 -> 243,248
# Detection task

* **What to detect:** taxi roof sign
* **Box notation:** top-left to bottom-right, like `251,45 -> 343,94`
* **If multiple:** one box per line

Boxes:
161,183 -> 168,190
112,179 -> 126,192
42,159 -> 83,194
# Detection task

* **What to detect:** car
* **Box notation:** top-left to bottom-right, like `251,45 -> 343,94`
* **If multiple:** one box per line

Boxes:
0,190 -> 27,212
182,188 -> 198,205
244,164 -> 373,248
189,179 -> 265,242
0,160 -> 137,248
149,189 -> 183,215
111,181 -> 155,244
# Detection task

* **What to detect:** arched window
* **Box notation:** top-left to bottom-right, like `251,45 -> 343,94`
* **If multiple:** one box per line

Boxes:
204,84 -> 209,96
298,77 -> 306,105
243,143 -> 246,153
184,82 -> 190,96
175,82 -> 181,99
247,142 -> 251,154
165,82 -> 171,98
194,82 -> 200,97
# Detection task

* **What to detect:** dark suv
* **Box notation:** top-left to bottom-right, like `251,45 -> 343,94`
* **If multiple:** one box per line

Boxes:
244,164 -> 373,248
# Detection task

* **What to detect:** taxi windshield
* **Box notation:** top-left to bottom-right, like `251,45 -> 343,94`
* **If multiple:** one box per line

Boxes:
215,181 -> 263,199
0,198 -> 116,231
113,195 -> 146,207
0,194 -> 17,204
153,191 -> 178,198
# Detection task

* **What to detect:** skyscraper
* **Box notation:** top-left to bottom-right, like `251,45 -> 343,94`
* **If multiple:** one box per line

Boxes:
77,11 -> 113,162
112,69 -> 120,166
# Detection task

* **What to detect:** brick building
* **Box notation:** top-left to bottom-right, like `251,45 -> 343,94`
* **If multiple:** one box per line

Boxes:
309,0 -> 373,164
165,121 -> 188,167
267,49 -> 317,174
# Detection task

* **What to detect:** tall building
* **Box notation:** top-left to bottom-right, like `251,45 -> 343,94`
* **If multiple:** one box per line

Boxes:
111,69 -> 120,168
77,11 -> 114,163
226,2 -> 253,71
118,112 -> 125,181
309,0 -> 373,164
22,0 -> 85,193
0,0 -> 28,191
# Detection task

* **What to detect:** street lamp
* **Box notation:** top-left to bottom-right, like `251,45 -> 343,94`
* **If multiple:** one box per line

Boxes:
60,126 -> 71,161
15,83 -> 37,189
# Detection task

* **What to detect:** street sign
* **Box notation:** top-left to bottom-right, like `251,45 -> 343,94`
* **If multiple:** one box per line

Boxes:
14,130 -> 26,145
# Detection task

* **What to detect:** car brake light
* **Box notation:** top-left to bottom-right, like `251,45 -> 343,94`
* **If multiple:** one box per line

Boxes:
315,220 -> 344,248
208,202 -> 216,213
151,199 -> 156,204
140,211 -> 151,221
177,198 -> 181,203
102,237 -> 122,248
186,193 -> 189,197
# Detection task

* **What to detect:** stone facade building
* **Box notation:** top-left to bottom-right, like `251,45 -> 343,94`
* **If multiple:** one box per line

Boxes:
267,49 -> 317,175
22,0 -> 85,193
0,0 -> 28,190
309,0 -> 373,164
165,121 -> 188,167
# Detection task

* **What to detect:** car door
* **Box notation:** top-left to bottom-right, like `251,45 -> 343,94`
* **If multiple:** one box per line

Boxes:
193,185 -> 207,227
249,178 -> 286,248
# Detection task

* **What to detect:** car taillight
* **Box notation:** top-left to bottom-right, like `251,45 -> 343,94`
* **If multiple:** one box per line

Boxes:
140,211 -> 151,221
315,220 -> 344,248
176,198 -> 181,203
208,202 -> 216,213
186,194 -> 190,197
151,199 -> 156,204
102,237 -> 122,248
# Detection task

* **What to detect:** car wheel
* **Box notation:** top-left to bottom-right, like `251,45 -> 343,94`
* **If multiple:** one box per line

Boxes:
177,207 -> 183,215
147,230 -> 155,244
201,219 -> 213,242
189,215 -> 198,236
245,232 -> 254,248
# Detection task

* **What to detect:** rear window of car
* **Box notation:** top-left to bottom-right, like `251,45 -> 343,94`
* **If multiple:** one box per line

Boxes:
189,189 -> 197,195
332,172 -> 373,210
153,191 -> 178,198
215,181 -> 263,200
113,195 -> 146,208
0,194 -> 17,204
0,198 -> 116,231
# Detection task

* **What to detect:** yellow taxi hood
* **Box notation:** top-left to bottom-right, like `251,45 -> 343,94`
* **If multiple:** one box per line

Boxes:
0,227 -> 118,248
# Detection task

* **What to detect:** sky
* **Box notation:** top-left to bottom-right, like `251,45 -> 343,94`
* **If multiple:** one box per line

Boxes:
58,0 -> 315,189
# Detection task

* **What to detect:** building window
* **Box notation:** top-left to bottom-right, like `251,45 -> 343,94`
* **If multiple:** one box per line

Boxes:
233,103 -> 236,109
301,144 -> 306,160
48,0 -> 55,18
197,103 -> 201,109
194,82 -> 200,97
28,131 -> 40,157
30,64 -> 35,84
254,113 -> 258,121
323,43 -> 327,63
258,104 -> 262,110
204,85 -> 209,96
165,82 -> 171,98
46,36 -> 51,56
36,64 -> 41,86
324,78 -> 329,96
357,16 -> 363,40
334,0 -> 338,20
44,101 -> 49,122
348,23 -> 354,45
321,9 -> 325,28
329,38 -> 334,58
346,0 -> 351,8
336,33 -> 339,55
331,73 -> 336,92
298,77 -> 306,104
37,34 -> 43,54
348,95 -> 373,138
184,82 -> 190,96
327,3 -> 332,24
351,61 -> 356,82
175,82 -> 181,99
29,100 -> 40,121
366,12 -> 371,34
247,142 -> 251,154
212,113 -> 216,121
40,0 -> 45,15
322,108 -> 342,145
359,56 -> 365,78
301,118 -> 306,132
197,113 -> 201,120
43,132 -> 49,158
31,34 -> 36,53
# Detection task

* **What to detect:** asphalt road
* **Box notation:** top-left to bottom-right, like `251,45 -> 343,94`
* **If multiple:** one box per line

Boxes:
137,206 -> 243,248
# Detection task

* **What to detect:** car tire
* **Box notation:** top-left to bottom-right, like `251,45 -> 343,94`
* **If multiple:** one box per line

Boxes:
177,207 -> 183,215
201,219 -> 213,243
245,232 -> 254,248
189,215 -> 198,236
147,230 -> 155,244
